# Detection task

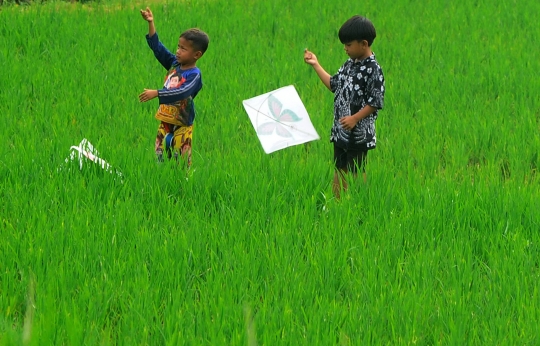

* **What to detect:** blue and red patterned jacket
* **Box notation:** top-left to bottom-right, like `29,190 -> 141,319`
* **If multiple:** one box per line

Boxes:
146,32 -> 203,126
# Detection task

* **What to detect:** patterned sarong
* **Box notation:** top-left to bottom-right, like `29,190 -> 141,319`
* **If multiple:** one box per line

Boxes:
155,122 -> 193,166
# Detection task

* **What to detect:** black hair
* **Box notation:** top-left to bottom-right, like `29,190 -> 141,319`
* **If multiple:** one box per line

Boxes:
180,29 -> 209,54
338,15 -> 376,46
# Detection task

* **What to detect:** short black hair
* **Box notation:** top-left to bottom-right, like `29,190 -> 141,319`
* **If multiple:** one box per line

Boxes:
338,16 -> 377,46
180,28 -> 209,54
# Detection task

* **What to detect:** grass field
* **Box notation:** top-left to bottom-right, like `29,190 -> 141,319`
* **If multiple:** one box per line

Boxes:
1,0 -> 540,344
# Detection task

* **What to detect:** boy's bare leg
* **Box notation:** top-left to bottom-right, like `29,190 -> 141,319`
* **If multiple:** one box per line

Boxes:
351,171 -> 367,182
332,170 -> 367,199
333,170 -> 348,200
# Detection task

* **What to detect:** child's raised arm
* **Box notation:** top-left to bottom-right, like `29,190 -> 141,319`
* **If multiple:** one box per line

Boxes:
304,49 -> 331,91
140,7 -> 156,37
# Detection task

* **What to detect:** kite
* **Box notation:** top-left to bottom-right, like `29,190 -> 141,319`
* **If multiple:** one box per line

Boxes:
242,85 -> 320,154
59,138 -> 124,182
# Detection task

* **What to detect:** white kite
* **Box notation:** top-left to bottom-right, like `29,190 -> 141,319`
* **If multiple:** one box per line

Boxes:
242,85 -> 320,154
59,138 -> 124,182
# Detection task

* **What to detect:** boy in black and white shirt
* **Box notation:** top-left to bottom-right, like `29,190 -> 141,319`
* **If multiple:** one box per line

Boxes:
304,15 -> 385,199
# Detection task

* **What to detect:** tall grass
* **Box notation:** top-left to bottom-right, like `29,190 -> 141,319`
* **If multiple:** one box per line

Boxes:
1,0 -> 539,344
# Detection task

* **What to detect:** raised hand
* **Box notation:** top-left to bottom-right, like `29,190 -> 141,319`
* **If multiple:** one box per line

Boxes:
140,7 -> 154,22
304,49 -> 319,66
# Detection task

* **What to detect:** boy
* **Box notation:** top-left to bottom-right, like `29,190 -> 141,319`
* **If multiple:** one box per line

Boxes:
304,15 -> 385,199
139,7 -> 209,166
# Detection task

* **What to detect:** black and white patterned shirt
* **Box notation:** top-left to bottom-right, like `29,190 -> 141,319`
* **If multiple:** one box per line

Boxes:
329,54 -> 385,150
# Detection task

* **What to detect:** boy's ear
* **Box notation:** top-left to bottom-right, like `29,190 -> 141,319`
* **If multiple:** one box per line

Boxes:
194,51 -> 203,60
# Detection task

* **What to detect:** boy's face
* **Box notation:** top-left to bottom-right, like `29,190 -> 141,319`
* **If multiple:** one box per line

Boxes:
176,37 -> 202,66
343,39 -> 370,60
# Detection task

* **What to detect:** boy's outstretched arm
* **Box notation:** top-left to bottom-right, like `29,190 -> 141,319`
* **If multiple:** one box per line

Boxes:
140,7 -> 156,37
139,71 -> 201,103
139,89 -> 158,102
141,7 -> 175,70
304,49 -> 331,91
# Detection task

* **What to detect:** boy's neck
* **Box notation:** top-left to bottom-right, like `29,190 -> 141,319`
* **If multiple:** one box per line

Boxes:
356,48 -> 373,62
180,62 -> 197,70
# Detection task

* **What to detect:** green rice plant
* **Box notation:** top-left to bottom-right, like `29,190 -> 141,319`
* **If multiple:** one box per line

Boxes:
1,0 -> 540,344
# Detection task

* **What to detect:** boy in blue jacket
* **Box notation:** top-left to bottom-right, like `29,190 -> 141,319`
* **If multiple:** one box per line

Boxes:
139,7 -> 209,166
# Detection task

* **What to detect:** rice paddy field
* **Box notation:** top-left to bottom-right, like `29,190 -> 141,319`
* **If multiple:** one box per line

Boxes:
1,0 -> 540,344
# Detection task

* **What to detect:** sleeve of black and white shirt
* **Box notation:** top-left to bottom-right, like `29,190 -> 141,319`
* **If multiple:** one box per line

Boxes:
365,62 -> 385,110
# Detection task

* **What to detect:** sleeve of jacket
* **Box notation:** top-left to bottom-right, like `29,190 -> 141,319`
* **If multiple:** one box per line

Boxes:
146,33 -> 176,70
157,70 -> 202,104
